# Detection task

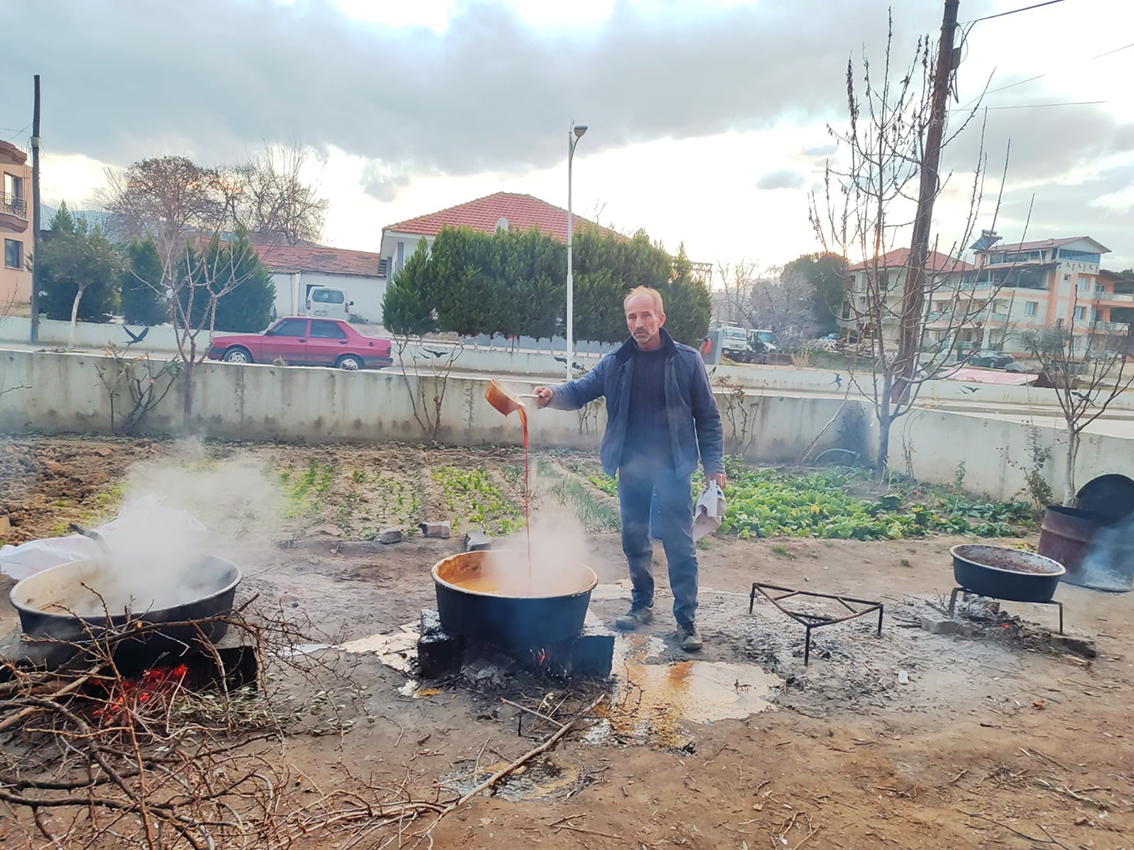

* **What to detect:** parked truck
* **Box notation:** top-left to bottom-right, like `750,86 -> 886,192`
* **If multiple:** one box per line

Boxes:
712,323 -> 778,363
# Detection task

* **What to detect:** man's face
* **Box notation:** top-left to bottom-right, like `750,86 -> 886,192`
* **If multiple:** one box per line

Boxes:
625,293 -> 666,349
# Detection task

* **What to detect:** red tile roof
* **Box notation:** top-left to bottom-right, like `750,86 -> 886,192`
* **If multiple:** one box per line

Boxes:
848,248 -> 973,273
252,243 -> 387,277
383,192 -> 613,243
979,236 -> 1110,254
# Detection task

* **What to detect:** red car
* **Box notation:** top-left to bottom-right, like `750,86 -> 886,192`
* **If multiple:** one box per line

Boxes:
208,318 -> 394,370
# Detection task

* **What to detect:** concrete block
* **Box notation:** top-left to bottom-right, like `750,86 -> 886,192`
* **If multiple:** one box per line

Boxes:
919,614 -> 961,636
420,521 -> 451,539
377,528 -> 402,544
417,609 -> 465,678
464,530 -> 492,551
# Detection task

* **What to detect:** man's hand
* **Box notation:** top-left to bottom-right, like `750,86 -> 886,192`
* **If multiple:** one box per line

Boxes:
706,472 -> 727,490
533,386 -> 555,408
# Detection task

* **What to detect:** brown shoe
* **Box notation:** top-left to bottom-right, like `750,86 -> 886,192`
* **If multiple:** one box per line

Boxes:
677,622 -> 703,651
615,605 -> 654,631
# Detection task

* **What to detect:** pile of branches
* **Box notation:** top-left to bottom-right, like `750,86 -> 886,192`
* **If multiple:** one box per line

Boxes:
0,602 -> 339,849
0,602 -> 608,849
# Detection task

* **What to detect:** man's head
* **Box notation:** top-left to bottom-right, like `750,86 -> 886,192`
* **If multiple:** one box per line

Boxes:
624,286 -> 666,350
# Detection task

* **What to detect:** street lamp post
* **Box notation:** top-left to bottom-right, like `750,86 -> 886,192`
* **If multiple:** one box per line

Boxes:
566,121 -> 587,381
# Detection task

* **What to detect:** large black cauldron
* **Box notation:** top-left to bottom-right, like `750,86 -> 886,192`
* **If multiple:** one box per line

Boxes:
9,555 -> 241,669
950,544 -> 1065,603
432,551 -> 597,647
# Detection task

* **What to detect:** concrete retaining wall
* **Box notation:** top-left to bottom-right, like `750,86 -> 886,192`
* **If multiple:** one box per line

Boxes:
5,317 -> 1133,414
883,406 -> 1133,504
0,346 -> 1128,503
0,349 -> 852,466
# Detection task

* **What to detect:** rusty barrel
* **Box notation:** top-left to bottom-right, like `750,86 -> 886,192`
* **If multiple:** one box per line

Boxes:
1038,506 -> 1133,592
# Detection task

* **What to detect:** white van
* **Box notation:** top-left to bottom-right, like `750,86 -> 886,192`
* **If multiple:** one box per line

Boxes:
306,286 -> 353,320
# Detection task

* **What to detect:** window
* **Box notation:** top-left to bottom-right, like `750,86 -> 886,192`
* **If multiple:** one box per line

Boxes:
1064,274 -> 1071,282
310,320 -> 348,340
1096,283 -> 1105,293
3,239 -> 20,270
270,318 -> 308,337
1075,306 -> 1087,321
1078,278 -> 1091,292
2,174 -> 22,200
311,288 -> 344,304
1024,301 -> 1038,317
396,241 -> 405,273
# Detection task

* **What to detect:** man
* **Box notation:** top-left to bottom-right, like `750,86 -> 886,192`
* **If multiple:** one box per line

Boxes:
534,286 -> 725,651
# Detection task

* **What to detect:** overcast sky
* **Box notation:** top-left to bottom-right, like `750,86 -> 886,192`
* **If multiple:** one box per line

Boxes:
5,0 -> 1134,270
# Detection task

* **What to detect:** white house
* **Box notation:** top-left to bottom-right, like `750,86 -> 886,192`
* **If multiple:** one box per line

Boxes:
254,243 -> 388,325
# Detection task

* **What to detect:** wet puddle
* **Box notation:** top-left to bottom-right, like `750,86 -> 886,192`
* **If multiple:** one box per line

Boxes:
440,757 -> 585,801
601,634 -> 782,749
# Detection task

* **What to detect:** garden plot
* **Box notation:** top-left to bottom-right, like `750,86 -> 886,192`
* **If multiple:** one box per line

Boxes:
0,437 -> 1132,850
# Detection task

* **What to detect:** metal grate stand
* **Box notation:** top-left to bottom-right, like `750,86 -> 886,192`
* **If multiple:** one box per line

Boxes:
749,583 -> 884,665
948,586 -> 1064,635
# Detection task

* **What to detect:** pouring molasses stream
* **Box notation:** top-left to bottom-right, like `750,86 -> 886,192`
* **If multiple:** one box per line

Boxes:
484,380 -> 537,586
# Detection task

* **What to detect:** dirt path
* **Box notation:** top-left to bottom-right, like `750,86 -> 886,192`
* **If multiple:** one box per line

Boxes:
1,437 -> 1131,850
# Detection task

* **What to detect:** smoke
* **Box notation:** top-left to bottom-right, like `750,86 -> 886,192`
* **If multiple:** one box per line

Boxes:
57,443 -> 289,616
486,505 -> 596,597
1078,515 -> 1134,593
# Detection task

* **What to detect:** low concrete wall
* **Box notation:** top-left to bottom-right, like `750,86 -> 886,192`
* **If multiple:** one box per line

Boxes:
883,406 -> 1133,504
5,316 -> 1132,413
0,349 -> 853,466
1,346 -> 1128,503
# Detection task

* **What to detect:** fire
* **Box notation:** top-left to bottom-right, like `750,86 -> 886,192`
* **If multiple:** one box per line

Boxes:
93,663 -> 190,722
534,648 -> 548,667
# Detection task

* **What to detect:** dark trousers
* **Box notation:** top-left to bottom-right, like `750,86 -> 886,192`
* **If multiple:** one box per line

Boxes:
618,461 -> 698,625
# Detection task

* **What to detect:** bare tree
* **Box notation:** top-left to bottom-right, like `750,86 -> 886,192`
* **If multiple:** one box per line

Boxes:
746,267 -> 821,351
809,13 -> 1009,479
101,156 -> 230,271
101,158 -> 265,426
1021,311 -> 1134,505
237,142 -> 328,246
713,260 -> 762,325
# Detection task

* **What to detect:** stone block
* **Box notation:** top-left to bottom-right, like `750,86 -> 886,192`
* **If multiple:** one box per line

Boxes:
420,521 -> 451,539
0,515 -> 10,536
417,609 -> 465,678
377,528 -> 402,544
464,530 -> 492,551
919,614 -> 961,636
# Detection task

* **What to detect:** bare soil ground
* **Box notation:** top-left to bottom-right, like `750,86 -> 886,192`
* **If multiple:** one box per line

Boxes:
1,436 -> 1132,850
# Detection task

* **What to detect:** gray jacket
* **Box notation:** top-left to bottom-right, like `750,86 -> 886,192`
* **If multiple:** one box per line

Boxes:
548,328 -> 724,478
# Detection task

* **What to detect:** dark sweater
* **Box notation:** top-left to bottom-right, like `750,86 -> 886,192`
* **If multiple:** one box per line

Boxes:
620,345 -> 671,469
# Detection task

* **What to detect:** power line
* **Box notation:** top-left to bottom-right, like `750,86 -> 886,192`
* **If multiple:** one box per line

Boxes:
950,99 -> 1106,112
4,122 -> 31,142
1092,41 -> 1134,60
959,0 -> 1067,25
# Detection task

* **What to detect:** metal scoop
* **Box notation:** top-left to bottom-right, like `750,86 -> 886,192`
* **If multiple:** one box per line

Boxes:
485,380 -> 536,417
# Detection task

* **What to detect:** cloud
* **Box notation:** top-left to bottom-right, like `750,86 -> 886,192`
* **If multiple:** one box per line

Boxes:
994,161 -> 1134,269
944,104 -> 1134,182
802,144 -> 837,157
757,170 -> 805,190
2,0 -> 957,175
360,162 -> 412,202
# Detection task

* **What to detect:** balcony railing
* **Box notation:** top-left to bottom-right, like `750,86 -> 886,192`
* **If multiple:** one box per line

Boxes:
0,192 -> 27,219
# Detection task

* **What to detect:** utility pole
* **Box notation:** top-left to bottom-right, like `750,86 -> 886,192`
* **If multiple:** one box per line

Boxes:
30,75 -> 41,345
891,0 -> 959,404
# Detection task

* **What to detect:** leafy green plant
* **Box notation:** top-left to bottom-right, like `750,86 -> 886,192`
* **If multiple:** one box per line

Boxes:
718,465 -> 1036,542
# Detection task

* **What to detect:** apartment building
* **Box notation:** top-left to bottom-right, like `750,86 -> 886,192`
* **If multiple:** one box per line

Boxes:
0,140 -> 32,308
841,247 -> 973,345
925,234 -> 1130,356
